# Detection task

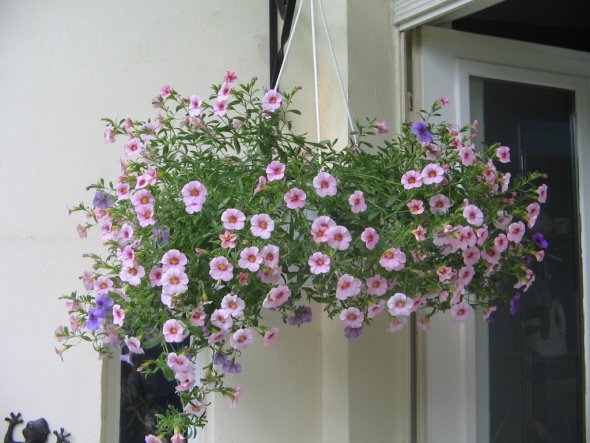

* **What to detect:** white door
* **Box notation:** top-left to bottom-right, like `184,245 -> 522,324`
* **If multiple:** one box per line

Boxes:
413,25 -> 590,443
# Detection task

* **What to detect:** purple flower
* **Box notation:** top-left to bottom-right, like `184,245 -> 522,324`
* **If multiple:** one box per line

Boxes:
222,360 -> 243,374
94,294 -> 114,317
93,191 -> 113,210
87,307 -> 104,331
287,306 -> 312,327
510,292 -> 522,316
344,326 -> 363,339
213,352 -> 228,366
120,353 -> 133,365
411,121 -> 433,144
523,255 -> 533,267
532,232 -> 549,249
152,228 -> 170,248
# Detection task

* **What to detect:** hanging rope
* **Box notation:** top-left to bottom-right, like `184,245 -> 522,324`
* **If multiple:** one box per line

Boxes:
317,0 -> 357,143
272,0 -> 358,145
273,0 -> 305,91
310,0 -> 321,142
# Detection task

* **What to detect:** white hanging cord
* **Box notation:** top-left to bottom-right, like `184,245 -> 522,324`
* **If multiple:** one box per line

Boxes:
310,0 -> 321,142
273,0 -> 306,91
317,0 -> 358,145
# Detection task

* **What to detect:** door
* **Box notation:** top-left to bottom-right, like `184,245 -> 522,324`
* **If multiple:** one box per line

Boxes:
413,26 -> 590,443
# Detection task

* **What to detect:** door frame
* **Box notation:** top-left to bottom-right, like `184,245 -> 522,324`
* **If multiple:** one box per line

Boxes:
412,25 -> 590,443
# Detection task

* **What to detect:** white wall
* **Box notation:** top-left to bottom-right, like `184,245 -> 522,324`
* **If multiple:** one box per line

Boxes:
0,1 -> 268,442
0,1 -> 409,442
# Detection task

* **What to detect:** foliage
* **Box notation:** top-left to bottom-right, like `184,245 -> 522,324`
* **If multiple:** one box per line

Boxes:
56,73 -> 547,440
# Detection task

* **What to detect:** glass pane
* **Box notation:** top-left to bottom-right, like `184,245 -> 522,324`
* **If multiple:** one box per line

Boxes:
470,79 -> 585,443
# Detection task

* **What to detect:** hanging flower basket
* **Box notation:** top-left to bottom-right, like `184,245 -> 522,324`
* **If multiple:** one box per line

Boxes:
56,72 -> 548,440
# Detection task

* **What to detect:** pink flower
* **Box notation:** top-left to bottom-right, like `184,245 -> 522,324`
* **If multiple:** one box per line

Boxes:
149,267 -> 164,287
412,225 -> 427,241
209,256 -> 234,281
160,84 -> 172,99
253,176 -> 267,195
208,329 -> 229,345
238,246 -> 262,272
462,247 -> 481,266
386,316 -> 408,333
429,194 -> 451,214
494,233 -> 509,252
483,306 -> 497,322
401,170 -> 422,189
421,163 -> 445,185
161,249 -> 188,271
313,171 -> 338,197
463,204 -> 484,226
210,309 -> 233,330
213,97 -> 228,116
507,221 -> 525,243
537,184 -> 548,203
476,225 -> 489,246
458,266 -> 475,286
218,82 -> 232,99
481,245 -> 502,265
261,244 -> 280,268
124,138 -> 143,156
131,189 -> 154,208
229,386 -> 241,409
189,307 -> 207,327
407,199 -> 424,215
181,180 -> 208,205
379,248 -> 406,271
450,302 -> 472,322
120,261 -> 146,287
368,300 -> 386,319
263,285 -> 291,308
458,145 -> 476,166
145,435 -> 162,443
339,307 -> 364,328
366,275 -> 387,296
284,188 -> 307,209
336,274 -> 362,300
167,352 -> 193,373
221,293 -> 245,318
219,231 -> 237,249
104,125 -> 116,143
500,172 -> 511,193
76,224 -> 87,238
135,204 -> 156,226
438,95 -> 449,106
326,225 -> 351,250
437,265 -> 454,282
262,89 -> 283,111
348,190 -> 368,213
375,120 -> 389,134
94,276 -> 113,295
496,146 -> 511,163
308,252 -> 330,274
221,208 -> 246,230
123,336 -> 144,355
387,293 -> 413,316
161,268 -> 189,295
311,216 -> 336,243
116,183 -> 130,200
266,161 -> 286,181
224,70 -> 238,83
230,328 -> 254,350
527,203 -> 540,228
360,227 -> 379,250
184,401 -> 206,417
171,431 -> 185,443
112,304 -> 125,326
162,319 -> 188,343
250,214 -> 275,239
264,327 -> 279,346
257,266 -> 281,284
118,223 -> 134,245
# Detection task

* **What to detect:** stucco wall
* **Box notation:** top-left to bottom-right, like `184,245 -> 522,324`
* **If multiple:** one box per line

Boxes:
0,1 -> 408,442
0,1 -> 268,442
